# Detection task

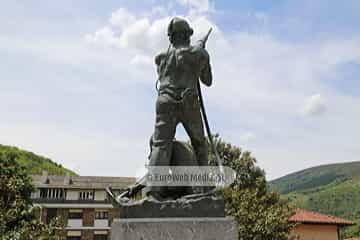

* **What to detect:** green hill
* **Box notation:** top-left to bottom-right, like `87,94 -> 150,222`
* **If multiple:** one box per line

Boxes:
270,161 -> 360,194
0,144 -> 77,176
270,161 -> 360,237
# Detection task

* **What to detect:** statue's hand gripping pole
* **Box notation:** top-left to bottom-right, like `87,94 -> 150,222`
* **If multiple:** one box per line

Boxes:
197,28 -> 225,177
198,28 -> 212,49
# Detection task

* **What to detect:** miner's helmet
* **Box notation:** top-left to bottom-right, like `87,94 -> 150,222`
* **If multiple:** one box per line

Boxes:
167,17 -> 193,37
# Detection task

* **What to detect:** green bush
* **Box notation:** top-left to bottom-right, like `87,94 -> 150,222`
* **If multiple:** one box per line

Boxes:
0,152 -> 65,240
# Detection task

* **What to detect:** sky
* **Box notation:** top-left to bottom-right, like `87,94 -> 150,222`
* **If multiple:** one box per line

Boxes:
1,0 -> 360,180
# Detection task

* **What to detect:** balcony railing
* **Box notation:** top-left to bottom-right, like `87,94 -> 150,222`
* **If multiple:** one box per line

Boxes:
67,219 -> 83,228
31,198 -> 110,204
94,219 -> 109,227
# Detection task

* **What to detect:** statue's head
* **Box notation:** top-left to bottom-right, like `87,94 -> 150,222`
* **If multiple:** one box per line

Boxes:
167,17 -> 193,46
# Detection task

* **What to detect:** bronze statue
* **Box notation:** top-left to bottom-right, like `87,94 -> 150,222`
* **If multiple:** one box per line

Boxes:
107,17 -> 220,205
144,17 -> 213,200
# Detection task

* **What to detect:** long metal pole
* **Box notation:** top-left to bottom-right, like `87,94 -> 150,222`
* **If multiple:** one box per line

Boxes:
197,81 -> 223,170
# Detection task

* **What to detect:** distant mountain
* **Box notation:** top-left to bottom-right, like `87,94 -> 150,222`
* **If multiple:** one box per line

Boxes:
270,161 -> 360,194
270,161 -> 360,237
0,144 -> 77,176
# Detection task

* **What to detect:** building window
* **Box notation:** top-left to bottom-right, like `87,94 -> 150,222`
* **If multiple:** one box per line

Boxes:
94,234 -> 108,240
79,190 -> 94,200
40,188 -> 66,199
95,211 -> 108,219
94,230 -> 108,240
46,208 -> 57,224
31,190 -> 40,199
68,210 -> 83,219
67,237 -> 81,240
66,230 -> 81,240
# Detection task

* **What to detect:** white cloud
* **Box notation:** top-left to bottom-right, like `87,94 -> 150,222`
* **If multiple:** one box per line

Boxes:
177,0 -> 210,12
119,18 -> 152,49
301,94 -> 327,116
86,12 -> 169,59
84,26 -> 120,48
110,8 -> 136,29
84,7 -> 218,65
150,6 -> 169,17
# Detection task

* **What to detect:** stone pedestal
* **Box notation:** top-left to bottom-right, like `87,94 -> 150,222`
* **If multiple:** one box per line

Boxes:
111,217 -> 238,240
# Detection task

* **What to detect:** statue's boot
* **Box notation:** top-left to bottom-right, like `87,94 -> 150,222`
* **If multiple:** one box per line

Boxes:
144,144 -> 172,199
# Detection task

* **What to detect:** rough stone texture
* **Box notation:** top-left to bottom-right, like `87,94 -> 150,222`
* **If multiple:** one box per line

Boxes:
83,208 -> 95,226
119,196 -> 224,218
111,217 -> 238,240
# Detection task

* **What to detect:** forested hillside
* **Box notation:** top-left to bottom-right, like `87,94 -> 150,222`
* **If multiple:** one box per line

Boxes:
0,144 -> 77,176
270,161 -> 360,237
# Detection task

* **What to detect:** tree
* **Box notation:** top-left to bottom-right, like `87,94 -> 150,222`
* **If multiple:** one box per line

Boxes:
209,136 -> 295,240
0,151 -> 64,240
343,220 -> 360,239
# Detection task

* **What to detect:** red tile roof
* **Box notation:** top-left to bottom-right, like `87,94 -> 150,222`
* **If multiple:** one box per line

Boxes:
290,209 -> 354,226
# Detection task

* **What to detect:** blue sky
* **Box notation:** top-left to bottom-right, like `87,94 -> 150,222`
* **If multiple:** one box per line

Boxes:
1,0 -> 360,180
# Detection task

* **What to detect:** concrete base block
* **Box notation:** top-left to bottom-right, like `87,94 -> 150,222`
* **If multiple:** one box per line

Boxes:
111,217 -> 238,240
